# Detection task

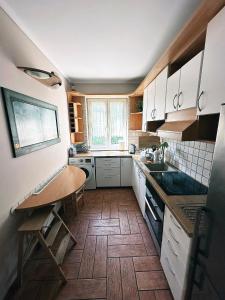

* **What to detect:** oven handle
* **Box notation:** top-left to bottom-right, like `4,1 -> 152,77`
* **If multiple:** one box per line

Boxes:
145,197 -> 159,221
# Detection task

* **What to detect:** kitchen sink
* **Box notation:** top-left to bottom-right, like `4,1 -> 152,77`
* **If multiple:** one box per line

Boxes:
145,162 -> 176,172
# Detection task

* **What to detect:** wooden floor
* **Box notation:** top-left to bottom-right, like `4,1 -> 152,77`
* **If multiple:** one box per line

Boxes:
9,188 -> 172,300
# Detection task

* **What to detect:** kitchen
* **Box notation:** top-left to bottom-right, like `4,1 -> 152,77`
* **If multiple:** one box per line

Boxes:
1,1 -> 225,300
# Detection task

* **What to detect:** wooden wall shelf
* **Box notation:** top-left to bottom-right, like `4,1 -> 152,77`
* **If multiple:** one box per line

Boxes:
129,96 -> 143,130
68,93 -> 85,144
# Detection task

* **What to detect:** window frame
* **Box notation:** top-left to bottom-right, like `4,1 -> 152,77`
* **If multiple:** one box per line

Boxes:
86,97 -> 128,150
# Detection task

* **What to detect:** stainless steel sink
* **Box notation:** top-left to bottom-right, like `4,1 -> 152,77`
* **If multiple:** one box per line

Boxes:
145,162 -> 176,172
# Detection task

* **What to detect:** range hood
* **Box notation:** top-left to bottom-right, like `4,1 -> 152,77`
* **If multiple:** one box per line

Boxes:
157,119 -> 198,141
157,108 -> 220,141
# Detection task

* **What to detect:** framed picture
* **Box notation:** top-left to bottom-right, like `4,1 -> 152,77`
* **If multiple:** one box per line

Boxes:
2,88 -> 61,157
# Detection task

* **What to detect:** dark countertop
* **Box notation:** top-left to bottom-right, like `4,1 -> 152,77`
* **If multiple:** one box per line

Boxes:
133,155 -> 207,237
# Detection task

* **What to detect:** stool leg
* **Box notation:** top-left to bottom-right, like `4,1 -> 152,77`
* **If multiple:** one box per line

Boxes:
37,231 -> 67,283
17,232 -> 24,288
53,210 -> 77,246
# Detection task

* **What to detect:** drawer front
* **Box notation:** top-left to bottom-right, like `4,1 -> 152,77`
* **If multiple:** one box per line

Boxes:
95,158 -> 120,168
164,207 -> 191,256
161,248 -> 184,300
161,231 -> 189,288
96,173 -> 120,187
96,167 -> 120,176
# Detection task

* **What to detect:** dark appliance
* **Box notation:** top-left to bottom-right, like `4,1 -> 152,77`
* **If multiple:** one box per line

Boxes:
129,144 -> 136,154
145,171 -> 208,253
186,104 -> 225,300
145,179 -> 165,253
150,171 -> 208,195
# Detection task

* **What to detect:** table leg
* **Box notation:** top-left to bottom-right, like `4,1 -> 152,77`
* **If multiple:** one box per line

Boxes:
17,232 -> 24,288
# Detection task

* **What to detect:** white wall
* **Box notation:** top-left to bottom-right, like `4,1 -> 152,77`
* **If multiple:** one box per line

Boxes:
0,8 -> 71,299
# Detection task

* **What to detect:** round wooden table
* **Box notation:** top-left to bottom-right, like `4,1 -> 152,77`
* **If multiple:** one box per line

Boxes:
15,165 -> 86,212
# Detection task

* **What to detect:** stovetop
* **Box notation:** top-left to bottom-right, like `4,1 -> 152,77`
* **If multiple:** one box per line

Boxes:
150,171 -> 208,196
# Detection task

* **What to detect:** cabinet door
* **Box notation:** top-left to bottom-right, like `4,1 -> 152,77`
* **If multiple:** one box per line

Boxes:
154,67 -> 168,120
132,161 -> 139,200
198,7 -> 225,115
121,158 -> 132,186
139,171 -> 146,216
178,51 -> 203,111
142,88 -> 148,131
146,81 -> 156,121
165,70 -> 180,113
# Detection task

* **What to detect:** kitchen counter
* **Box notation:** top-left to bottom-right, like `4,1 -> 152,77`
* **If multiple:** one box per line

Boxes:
133,155 -> 207,237
73,150 -> 132,157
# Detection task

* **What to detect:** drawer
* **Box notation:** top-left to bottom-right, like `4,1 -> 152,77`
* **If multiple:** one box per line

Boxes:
161,247 -> 184,300
96,173 -> 120,187
164,207 -> 191,256
95,158 -> 120,168
161,231 -> 189,288
96,167 -> 120,177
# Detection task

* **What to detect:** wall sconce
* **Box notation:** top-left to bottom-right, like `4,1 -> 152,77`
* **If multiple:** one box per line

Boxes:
17,67 -> 62,87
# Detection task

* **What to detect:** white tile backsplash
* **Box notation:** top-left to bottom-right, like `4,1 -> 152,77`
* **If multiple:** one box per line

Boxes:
163,139 -> 215,187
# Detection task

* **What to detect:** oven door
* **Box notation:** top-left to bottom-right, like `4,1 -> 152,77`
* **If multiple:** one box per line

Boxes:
145,190 -> 164,248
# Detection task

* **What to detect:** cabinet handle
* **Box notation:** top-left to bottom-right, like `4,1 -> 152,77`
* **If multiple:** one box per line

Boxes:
168,228 -> 179,244
178,91 -> 182,108
197,91 -> 204,112
165,257 -> 175,276
167,239 -> 178,257
145,197 -> 158,221
153,108 -> 156,119
170,214 -> 181,230
151,109 -> 154,120
172,94 -> 178,109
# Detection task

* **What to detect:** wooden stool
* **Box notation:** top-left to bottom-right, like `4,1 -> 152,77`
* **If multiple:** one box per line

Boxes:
63,184 -> 85,220
17,206 -> 77,287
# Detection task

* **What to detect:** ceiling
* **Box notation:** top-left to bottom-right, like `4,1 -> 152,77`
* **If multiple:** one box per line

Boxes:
1,0 -> 203,88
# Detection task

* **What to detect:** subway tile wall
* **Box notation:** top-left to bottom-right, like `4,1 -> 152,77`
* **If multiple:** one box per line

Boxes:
163,139 -> 215,187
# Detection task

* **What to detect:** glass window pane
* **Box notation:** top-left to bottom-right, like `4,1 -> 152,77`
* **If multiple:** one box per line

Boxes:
109,101 -> 126,145
89,101 -> 107,146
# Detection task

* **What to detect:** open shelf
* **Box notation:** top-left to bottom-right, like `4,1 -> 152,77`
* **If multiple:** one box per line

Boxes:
129,96 -> 143,130
68,93 -> 85,143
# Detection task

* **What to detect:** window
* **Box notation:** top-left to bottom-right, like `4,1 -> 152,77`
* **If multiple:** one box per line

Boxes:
87,98 -> 128,150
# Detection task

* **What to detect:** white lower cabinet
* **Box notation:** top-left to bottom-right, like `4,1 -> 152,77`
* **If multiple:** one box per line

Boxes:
132,160 -> 146,216
96,157 -> 121,187
121,157 -> 132,186
160,207 -> 192,300
96,157 -> 132,187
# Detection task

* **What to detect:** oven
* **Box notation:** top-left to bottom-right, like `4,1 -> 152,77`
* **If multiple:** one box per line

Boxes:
144,179 -> 165,253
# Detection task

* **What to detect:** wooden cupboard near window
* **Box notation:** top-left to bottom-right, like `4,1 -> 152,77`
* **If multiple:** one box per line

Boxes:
166,52 -> 203,113
198,7 -> 225,115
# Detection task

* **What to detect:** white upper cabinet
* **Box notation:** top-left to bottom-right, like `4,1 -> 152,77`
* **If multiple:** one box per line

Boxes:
142,88 -> 148,131
178,51 -> 203,111
146,80 -> 156,121
166,52 -> 203,113
165,70 -> 180,113
198,7 -> 225,115
154,67 -> 168,120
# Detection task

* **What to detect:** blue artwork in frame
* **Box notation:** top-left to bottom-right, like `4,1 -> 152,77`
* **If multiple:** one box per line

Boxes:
2,88 -> 61,157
